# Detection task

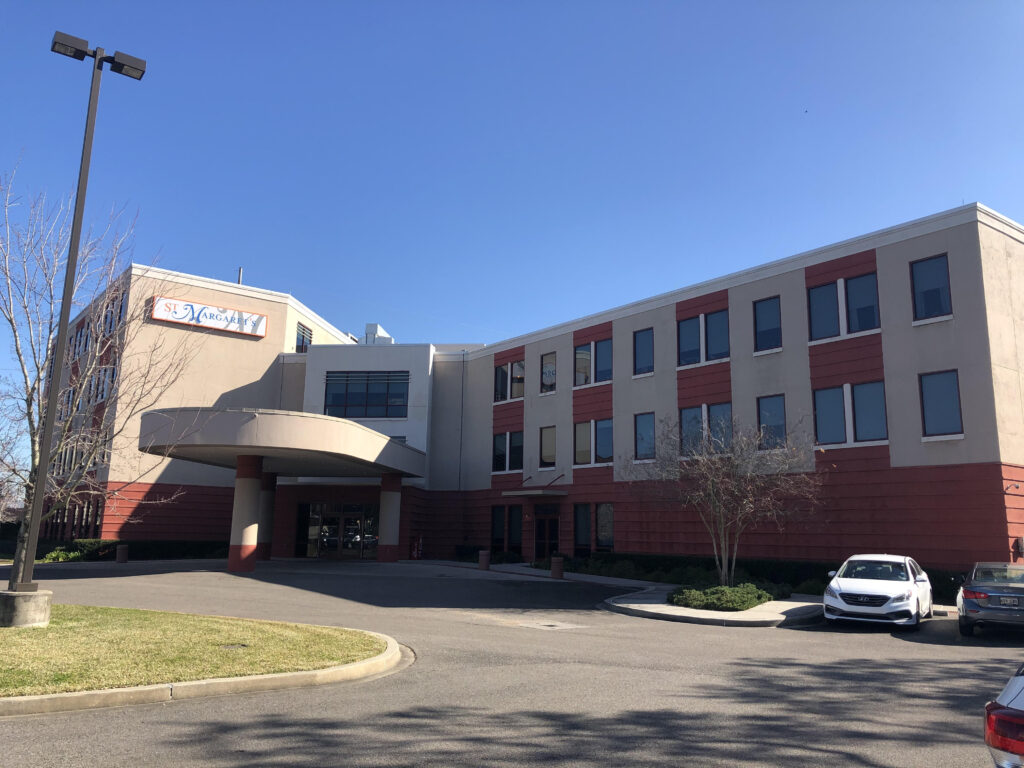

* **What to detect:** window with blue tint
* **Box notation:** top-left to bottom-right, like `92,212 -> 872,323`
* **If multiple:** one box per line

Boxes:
757,394 -> 786,448
912,254 -> 952,320
594,339 -> 612,382
754,296 -> 782,351
634,412 -> 655,459
708,402 -> 732,450
808,283 -> 840,341
540,352 -> 556,393
679,406 -> 703,455
633,328 -> 654,375
494,364 -> 508,402
813,387 -> 846,445
677,316 -> 700,366
920,370 -> 963,436
853,381 -> 887,441
510,360 -> 525,399
492,433 -> 507,472
845,273 -> 880,333
705,309 -> 730,360
595,418 -> 613,463
325,371 -> 410,418
508,430 -> 523,471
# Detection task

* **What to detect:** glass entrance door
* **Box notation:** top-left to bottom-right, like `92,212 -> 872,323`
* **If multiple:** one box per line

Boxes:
340,504 -> 379,560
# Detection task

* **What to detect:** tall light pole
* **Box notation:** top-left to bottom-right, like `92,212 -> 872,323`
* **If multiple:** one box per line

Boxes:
4,32 -> 145,603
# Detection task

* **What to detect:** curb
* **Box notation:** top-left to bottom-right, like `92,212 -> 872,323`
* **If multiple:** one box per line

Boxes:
603,588 -> 824,628
0,631 -> 401,717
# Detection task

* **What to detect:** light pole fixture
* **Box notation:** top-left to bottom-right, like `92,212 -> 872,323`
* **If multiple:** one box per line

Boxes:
4,32 -> 146,602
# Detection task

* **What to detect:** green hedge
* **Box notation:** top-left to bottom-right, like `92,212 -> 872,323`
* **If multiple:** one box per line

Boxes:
33,539 -> 229,562
670,583 -> 774,612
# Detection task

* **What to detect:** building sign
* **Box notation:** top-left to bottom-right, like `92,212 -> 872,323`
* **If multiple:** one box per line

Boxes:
151,297 -> 268,338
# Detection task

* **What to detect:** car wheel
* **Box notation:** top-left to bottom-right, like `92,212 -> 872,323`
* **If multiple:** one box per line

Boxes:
958,619 -> 974,637
908,610 -> 921,631
925,593 -> 934,619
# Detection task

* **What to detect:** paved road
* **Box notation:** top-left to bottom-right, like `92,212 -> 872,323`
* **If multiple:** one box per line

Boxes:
0,559 -> 1018,767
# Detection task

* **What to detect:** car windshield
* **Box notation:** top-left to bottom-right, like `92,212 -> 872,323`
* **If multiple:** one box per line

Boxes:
838,560 -> 909,581
972,565 -> 1024,584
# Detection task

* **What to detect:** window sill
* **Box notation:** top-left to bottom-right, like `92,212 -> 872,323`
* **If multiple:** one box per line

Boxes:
753,347 -> 782,357
493,397 -> 525,407
676,357 -> 730,372
816,440 -> 889,451
632,371 -> 655,379
574,462 -> 614,469
807,328 -> 881,347
633,458 -> 656,464
351,417 -> 408,421
922,433 -> 964,443
538,390 -> 556,397
572,380 -> 612,392
913,314 -> 954,327
537,466 -> 557,471
491,470 -> 524,476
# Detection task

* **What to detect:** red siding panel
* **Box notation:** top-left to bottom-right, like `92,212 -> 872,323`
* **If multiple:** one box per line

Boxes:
573,383 -> 613,422
573,321 -> 613,347
676,290 -> 728,321
808,333 -> 884,389
805,249 -> 877,288
677,362 -> 732,409
494,345 -> 525,368
493,400 -> 524,432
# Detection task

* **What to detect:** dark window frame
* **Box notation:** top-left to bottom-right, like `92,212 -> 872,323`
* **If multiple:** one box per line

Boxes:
540,351 -> 557,394
594,418 -> 613,464
757,393 -> 787,449
634,412 -> 655,460
539,425 -> 557,468
324,370 -> 410,419
844,272 -> 881,334
296,322 -> 313,353
807,282 -> 840,342
812,386 -> 846,445
753,295 -> 782,352
677,316 -> 701,366
919,370 -> 964,437
851,380 -> 888,442
633,328 -> 654,375
494,360 -> 526,402
705,309 -> 730,361
573,421 -> 591,466
911,253 -> 953,321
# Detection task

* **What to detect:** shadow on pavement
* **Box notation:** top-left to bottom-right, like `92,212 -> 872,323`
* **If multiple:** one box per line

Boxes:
161,657 -> 1003,767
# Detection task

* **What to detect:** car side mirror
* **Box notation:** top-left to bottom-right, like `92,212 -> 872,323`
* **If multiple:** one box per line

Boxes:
915,575 -> 928,583
827,570 -> 837,578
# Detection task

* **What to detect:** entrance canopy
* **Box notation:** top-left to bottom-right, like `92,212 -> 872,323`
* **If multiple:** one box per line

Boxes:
138,407 -> 426,478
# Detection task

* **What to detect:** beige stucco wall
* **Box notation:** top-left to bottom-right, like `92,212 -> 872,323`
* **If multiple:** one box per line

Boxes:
460,353 -> 497,490
979,221 -> 1024,466
877,222 -> 998,467
427,356 -> 468,490
107,268 -> 351,487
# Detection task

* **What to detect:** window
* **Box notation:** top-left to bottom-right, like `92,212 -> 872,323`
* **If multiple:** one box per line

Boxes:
845,274 -> 880,333
492,431 -> 523,472
595,503 -> 614,551
574,418 -> 614,465
491,507 -> 505,552
808,283 -> 840,341
808,273 -> 880,341
634,412 -> 655,460
325,371 -> 409,418
680,402 -> 733,454
813,387 -> 846,445
574,422 -> 591,465
540,352 -> 556,393
705,309 -> 730,360
296,322 -> 313,353
814,381 -> 888,446
754,296 -> 782,352
920,370 -> 963,436
575,339 -> 612,386
493,360 -> 526,402
633,328 -> 654,375
678,309 -> 730,366
574,503 -> 591,558
912,254 -> 952,320
757,394 -> 786,449
680,406 -> 703,455
852,381 -> 887,441
508,505 -> 522,555
540,426 -> 556,468
492,505 -> 522,555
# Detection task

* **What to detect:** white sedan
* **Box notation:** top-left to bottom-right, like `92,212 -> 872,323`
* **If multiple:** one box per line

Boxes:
823,554 -> 933,629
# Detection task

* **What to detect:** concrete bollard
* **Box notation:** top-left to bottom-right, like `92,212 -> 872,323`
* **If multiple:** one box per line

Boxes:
551,556 -> 564,579
478,550 -> 490,570
115,544 -> 129,564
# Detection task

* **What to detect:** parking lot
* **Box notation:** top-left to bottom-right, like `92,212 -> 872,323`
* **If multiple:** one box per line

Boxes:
0,559 -> 1018,767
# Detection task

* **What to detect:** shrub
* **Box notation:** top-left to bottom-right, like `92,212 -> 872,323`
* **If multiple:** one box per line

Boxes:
794,578 -> 828,596
41,547 -> 83,563
669,583 -> 774,612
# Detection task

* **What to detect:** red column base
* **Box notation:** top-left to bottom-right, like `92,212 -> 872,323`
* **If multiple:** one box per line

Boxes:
376,545 -> 401,563
255,542 -> 272,561
228,543 -> 258,572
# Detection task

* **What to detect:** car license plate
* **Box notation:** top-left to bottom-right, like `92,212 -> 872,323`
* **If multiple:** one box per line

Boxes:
1000,597 -> 1019,607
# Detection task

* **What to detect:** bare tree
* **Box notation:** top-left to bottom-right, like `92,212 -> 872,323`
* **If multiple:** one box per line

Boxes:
0,168 -> 194,561
630,415 -> 824,587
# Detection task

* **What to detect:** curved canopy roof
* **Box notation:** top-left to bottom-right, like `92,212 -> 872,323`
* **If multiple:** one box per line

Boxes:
139,408 -> 426,478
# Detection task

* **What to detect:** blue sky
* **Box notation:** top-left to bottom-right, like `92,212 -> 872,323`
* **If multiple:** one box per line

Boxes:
3,2 -> 1024,345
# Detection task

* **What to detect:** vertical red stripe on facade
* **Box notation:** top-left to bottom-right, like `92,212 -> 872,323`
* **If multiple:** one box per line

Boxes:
675,289 -> 728,321
808,334 -> 884,389
573,384 -> 612,422
805,249 -> 876,288
492,400 -> 523,433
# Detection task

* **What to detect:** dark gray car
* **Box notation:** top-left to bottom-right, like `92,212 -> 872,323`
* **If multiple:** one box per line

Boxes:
958,562 -> 1024,637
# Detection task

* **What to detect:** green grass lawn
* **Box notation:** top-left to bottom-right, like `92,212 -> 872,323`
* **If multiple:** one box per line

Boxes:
0,605 -> 386,698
